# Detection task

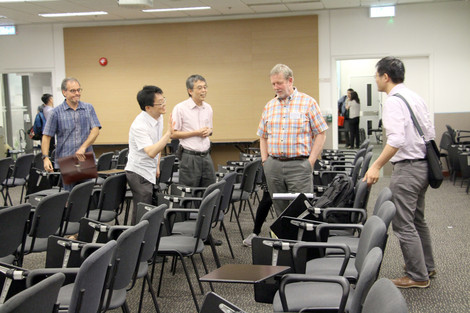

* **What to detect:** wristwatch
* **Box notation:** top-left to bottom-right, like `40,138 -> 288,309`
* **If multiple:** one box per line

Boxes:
41,154 -> 49,160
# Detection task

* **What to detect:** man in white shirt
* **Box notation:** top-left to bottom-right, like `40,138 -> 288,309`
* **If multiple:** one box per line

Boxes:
171,75 -> 216,187
364,57 -> 436,289
125,85 -> 171,225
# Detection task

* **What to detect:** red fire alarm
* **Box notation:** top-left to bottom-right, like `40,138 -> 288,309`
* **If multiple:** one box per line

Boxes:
99,57 -> 108,66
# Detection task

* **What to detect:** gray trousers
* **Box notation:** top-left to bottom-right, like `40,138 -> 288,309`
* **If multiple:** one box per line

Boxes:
178,152 -> 216,187
126,171 -> 153,225
263,156 -> 313,216
390,160 -> 435,281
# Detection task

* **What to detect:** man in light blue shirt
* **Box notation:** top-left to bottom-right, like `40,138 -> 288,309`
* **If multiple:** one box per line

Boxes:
42,77 -> 101,190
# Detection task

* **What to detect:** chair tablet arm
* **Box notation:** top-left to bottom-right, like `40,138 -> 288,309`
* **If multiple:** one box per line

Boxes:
315,223 -> 363,241
107,226 -> 130,240
322,208 -> 367,223
26,268 -> 80,287
279,274 -> 350,313
164,208 -> 199,219
176,185 -> 207,196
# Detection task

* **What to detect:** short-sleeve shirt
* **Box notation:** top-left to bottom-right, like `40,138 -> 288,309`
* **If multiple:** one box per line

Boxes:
43,100 -> 101,159
257,89 -> 328,158
172,97 -> 213,152
125,111 -> 163,184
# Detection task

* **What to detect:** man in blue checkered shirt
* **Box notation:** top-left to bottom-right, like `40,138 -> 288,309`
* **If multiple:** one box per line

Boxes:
41,77 -> 101,190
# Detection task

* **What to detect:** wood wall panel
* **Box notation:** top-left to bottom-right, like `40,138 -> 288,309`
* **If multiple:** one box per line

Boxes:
64,16 -> 318,144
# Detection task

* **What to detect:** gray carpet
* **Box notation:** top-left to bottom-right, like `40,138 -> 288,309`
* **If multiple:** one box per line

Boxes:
11,166 -> 470,312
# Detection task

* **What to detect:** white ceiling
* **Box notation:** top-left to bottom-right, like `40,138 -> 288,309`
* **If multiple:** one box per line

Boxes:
0,0 -> 460,26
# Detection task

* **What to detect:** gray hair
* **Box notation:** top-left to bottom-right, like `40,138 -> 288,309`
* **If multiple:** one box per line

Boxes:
270,64 -> 293,80
61,77 -> 80,91
186,74 -> 206,97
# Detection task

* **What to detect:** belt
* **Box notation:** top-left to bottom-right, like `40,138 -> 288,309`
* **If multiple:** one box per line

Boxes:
182,148 -> 210,157
270,155 -> 309,162
391,158 -> 426,165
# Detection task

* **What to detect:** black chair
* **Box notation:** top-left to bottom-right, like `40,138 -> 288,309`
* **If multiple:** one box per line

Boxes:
18,192 -> 70,266
157,189 -> 220,312
362,278 -> 408,313
200,292 -> 246,313
0,158 -> 14,204
229,159 -> 262,240
0,272 -> 65,313
87,173 -> 127,223
446,124 -> 470,145
370,119 -> 383,144
158,155 -> 176,193
95,152 -> 115,185
61,181 -> 95,236
439,131 -> 453,172
26,240 -> 117,313
273,247 -> 383,313
458,152 -> 470,193
115,148 -> 128,169
0,204 -> 31,264
2,153 -> 34,205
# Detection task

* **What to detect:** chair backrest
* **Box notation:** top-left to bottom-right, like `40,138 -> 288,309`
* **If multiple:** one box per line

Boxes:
32,153 -> 45,171
66,181 -> 95,222
109,220 -> 148,291
202,180 -> 225,224
352,180 -> 370,210
29,191 -> 70,238
220,172 -> 237,213
97,173 -> 127,213
359,139 -> 370,151
377,119 -> 382,128
358,152 -> 373,179
351,156 -> 364,185
439,131 -> 453,151
116,148 -> 129,169
354,216 -> 386,273
240,159 -> 262,193
348,247 -> 383,313
0,158 -> 14,184
375,200 -> 396,230
96,152 -> 114,171
0,272 -> 65,313
158,155 -> 175,184
352,148 -> 366,165
200,292 -> 246,313
11,153 -> 34,180
137,203 -> 167,263
362,278 -> 409,313
446,125 -> 457,144
66,240 -> 117,313
194,189 -> 220,242
0,204 -> 31,258
372,187 -> 392,215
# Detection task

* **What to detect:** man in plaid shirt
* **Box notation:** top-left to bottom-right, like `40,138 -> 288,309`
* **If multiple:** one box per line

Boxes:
258,64 -> 328,215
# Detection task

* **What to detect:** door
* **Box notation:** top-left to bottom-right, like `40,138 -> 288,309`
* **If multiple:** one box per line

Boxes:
350,76 -> 381,140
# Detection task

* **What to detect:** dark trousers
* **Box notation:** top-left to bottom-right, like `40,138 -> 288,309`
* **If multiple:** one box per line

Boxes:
126,171 -> 154,225
253,190 -> 273,235
349,117 -> 360,148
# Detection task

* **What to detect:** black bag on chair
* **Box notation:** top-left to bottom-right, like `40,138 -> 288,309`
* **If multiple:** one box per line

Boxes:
394,94 -> 443,189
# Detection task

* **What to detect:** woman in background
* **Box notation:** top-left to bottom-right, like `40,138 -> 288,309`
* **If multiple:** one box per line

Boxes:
346,91 -> 361,149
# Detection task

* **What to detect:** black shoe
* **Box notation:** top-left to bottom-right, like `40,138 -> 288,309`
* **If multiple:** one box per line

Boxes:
204,239 -> 222,246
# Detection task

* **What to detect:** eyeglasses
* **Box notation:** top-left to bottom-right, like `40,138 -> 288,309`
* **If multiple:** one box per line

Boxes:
195,85 -> 208,91
68,88 -> 83,93
154,97 -> 166,106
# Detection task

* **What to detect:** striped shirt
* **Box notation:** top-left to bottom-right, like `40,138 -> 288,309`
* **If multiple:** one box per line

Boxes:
257,89 -> 328,158
43,100 -> 101,160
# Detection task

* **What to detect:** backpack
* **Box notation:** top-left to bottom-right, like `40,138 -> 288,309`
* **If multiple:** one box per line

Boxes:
313,174 -> 355,209
28,110 -> 46,140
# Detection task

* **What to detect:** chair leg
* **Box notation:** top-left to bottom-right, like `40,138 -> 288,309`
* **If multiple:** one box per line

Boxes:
180,255 -> 200,312
246,200 -> 255,222
199,253 -> 214,292
231,202 -> 245,240
121,300 -> 131,313
189,255 -> 204,294
140,274 -> 161,313
157,256 -> 166,297
221,222 -> 235,259
208,234 -> 221,268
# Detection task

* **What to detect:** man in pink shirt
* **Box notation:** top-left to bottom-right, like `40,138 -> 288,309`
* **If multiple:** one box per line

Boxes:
364,57 -> 436,289
171,74 -> 216,187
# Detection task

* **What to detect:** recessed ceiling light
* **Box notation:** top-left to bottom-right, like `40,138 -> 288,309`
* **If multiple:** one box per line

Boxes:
142,6 -> 211,13
38,11 -> 108,18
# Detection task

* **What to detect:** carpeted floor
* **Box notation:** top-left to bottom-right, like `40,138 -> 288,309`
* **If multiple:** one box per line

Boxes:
11,163 -> 470,313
